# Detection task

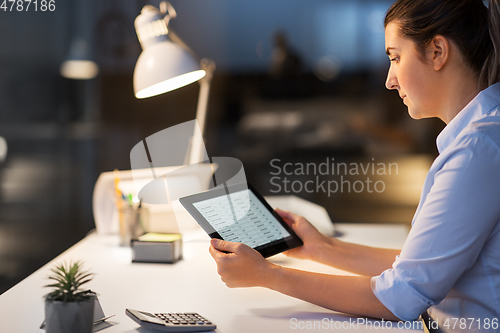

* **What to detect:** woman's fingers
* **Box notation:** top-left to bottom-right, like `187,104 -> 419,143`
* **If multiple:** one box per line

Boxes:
275,208 -> 326,261
276,208 -> 295,221
276,208 -> 301,228
211,238 -> 237,253
208,239 -> 273,288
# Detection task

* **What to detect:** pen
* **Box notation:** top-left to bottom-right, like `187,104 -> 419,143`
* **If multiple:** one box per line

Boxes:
114,169 -> 126,243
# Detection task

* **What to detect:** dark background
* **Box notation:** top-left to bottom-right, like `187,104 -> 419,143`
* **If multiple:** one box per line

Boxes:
0,0 -> 444,294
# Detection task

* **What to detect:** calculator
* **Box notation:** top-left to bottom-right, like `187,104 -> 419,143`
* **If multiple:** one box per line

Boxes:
126,309 -> 217,332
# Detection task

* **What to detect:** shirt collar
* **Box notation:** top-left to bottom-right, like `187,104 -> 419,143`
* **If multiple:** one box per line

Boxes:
436,82 -> 500,153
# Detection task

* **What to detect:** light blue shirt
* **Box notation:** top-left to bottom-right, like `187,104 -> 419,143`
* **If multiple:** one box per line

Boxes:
372,82 -> 500,329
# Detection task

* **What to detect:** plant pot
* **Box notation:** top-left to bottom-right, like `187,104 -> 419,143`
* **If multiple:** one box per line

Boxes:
45,299 -> 95,333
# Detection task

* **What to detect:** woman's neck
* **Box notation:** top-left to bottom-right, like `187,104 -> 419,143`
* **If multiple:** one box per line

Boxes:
439,69 -> 480,124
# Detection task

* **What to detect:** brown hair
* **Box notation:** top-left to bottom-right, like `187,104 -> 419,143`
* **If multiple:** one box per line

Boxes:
385,0 -> 500,90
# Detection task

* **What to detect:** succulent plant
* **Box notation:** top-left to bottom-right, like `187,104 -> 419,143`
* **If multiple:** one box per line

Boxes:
44,261 -> 95,303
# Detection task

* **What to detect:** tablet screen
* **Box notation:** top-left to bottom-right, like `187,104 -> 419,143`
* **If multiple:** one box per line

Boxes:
192,189 -> 291,248
180,183 -> 303,257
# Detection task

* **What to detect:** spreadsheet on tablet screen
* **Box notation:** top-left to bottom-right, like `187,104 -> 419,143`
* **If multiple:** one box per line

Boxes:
192,189 -> 290,248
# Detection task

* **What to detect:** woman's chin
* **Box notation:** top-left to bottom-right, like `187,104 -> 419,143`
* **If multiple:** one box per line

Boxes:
407,107 -> 425,120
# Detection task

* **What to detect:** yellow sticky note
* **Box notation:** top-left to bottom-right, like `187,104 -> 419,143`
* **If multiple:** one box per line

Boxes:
138,233 -> 182,242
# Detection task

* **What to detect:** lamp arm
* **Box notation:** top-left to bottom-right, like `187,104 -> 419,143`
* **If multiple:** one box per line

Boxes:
189,59 -> 216,165
160,2 -> 176,17
160,1 -> 177,25
158,2 -> 200,62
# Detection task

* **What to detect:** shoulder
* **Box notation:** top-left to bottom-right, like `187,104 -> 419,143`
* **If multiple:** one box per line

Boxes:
458,115 -> 500,154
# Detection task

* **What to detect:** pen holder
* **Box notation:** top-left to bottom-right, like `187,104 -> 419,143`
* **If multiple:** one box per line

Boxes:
118,206 -> 149,246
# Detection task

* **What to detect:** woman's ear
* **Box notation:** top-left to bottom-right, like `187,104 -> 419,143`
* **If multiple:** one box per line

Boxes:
427,35 -> 449,71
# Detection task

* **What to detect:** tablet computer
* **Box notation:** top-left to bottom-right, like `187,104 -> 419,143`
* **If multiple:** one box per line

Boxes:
179,183 -> 303,257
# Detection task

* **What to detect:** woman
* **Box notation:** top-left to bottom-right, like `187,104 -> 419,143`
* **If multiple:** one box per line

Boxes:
209,0 -> 500,329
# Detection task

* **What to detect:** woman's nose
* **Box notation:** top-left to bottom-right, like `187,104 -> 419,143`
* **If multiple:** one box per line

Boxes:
385,67 -> 398,90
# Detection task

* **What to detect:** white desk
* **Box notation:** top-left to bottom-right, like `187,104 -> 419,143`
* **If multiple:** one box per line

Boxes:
0,196 -> 419,332
0,222 -> 423,333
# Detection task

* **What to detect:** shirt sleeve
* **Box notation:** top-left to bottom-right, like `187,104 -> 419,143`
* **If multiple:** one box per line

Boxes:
371,132 -> 500,321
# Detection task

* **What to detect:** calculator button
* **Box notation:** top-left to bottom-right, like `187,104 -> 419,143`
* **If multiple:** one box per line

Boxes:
129,310 -> 216,331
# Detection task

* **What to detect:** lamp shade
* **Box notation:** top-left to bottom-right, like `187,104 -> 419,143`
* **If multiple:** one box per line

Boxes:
133,5 -> 205,99
60,39 -> 99,80
134,41 -> 205,99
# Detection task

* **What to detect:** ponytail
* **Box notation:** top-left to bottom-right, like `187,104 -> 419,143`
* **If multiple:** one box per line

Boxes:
480,0 -> 500,88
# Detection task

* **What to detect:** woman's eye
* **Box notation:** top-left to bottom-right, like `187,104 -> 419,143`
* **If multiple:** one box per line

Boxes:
390,57 -> 399,62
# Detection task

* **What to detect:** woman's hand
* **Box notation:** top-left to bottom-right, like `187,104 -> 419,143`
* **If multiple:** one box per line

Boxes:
209,239 -> 277,288
275,208 -> 330,261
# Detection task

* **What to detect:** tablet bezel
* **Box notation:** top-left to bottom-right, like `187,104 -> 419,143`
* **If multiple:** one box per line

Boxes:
179,183 -> 303,258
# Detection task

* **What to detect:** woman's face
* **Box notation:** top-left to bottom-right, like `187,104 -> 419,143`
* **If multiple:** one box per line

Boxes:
385,22 -> 441,119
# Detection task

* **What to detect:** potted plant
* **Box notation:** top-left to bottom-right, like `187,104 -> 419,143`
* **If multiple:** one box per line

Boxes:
44,261 -> 96,333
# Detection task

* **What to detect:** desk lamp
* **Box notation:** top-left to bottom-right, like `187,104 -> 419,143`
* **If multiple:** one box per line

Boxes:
133,2 -> 215,165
